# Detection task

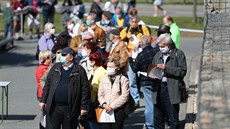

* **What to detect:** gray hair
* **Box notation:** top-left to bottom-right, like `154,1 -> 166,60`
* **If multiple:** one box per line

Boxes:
156,33 -> 172,45
44,23 -> 54,33
82,31 -> 94,39
140,35 -> 151,46
88,13 -> 97,22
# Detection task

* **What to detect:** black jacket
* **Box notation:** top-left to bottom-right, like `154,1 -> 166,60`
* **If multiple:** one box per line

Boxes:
41,62 -> 90,118
129,45 -> 159,89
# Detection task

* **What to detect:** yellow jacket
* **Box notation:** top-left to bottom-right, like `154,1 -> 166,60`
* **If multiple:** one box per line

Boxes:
120,25 -> 150,50
91,66 -> 107,102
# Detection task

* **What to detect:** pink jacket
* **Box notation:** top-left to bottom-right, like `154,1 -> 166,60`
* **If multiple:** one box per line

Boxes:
98,75 -> 129,110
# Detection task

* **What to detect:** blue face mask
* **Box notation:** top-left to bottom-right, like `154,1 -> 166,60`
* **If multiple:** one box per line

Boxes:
60,56 -> 67,64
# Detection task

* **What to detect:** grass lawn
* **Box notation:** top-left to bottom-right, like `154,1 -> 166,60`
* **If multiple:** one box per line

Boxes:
0,13 -> 203,37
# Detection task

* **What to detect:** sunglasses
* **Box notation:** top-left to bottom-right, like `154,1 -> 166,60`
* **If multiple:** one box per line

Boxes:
61,53 -> 68,56
84,38 -> 93,41
56,51 -> 61,54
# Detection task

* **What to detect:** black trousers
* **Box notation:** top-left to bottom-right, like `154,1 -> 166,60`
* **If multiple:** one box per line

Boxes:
154,82 -> 180,129
100,108 -> 126,129
46,105 -> 79,129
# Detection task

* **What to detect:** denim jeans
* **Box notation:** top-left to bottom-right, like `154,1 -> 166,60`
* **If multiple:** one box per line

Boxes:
4,23 -> 13,39
154,83 -> 180,129
127,64 -> 140,104
142,85 -> 154,129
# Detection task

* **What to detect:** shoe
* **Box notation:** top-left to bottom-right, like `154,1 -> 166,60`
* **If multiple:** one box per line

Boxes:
153,13 -> 157,17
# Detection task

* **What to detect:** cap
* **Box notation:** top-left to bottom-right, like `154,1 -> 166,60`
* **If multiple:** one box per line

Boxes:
156,24 -> 171,33
61,47 -> 76,56
110,28 -> 120,36
103,11 -> 112,19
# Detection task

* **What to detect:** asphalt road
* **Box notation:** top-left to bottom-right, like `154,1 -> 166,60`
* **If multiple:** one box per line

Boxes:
0,36 -> 202,129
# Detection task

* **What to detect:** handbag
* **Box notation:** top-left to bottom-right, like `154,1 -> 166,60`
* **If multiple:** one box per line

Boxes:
180,80 -> 188,103
118,75 -> 136,116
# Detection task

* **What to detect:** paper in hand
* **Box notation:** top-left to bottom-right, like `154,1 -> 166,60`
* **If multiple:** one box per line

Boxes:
147,64 -> 163,79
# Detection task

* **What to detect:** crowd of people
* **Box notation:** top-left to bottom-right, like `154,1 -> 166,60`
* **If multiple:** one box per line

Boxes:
2,0 -> 185,129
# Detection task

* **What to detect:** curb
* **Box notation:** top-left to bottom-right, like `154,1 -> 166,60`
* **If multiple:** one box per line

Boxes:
184,55 -> 201,129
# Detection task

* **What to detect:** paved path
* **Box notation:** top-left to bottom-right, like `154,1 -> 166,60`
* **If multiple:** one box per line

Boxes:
0,36 -> 202,129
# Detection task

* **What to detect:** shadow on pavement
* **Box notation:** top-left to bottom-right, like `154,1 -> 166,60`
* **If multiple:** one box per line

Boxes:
4,115 -> 37,120
0,46 -> 37,67
124,109 -> 145,129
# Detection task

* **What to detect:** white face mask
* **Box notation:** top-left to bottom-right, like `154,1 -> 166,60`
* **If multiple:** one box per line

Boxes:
160,46 -> 170,54
107,67 -> 116,76
67,24 -> 74,31
6,3 -> 11,7
50,28 -> 55,34
81,49 -> 89,57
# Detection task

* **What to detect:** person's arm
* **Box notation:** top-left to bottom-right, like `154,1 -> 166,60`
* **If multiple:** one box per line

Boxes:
38,35 -> 47,51
119,43 -> 129,68
79,66 -> 91,114
128,52 -> 142,73
164,50 -> 187,78
40,66 -> 51,88
98,77 -> 107,106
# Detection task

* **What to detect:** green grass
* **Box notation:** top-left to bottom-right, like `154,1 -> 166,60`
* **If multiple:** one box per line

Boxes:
0,13 -> 203,37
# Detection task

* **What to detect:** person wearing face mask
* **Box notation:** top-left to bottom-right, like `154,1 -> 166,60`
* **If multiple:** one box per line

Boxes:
86,13 -> 106,48
88,52 -> 107,103
79,42 -> 97,79
98,57 -> 129,129
127,35 -> 159,129
97,11 -> 113,31
39,47 -> 91,129
109,28 -> 129,75
152,33 -> 187,129
120,16 -> 150,108
110,5 -> 129,28
38,22 -> 57,53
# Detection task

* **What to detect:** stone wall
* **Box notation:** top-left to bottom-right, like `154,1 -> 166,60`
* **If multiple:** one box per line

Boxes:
198,1 -> 230,128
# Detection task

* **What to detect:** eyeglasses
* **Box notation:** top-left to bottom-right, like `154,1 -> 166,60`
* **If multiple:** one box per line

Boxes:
56,51 -> 61,54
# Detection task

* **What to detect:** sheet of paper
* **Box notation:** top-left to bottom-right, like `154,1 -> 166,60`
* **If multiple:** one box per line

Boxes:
100,110 -> 115,123
148,67 -> 163,79
130,35 -> 139,46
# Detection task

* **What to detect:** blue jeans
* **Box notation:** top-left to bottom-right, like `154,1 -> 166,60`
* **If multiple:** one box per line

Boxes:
142,85 -> 154,129
127,64 -> 140,104
4,23 -> 13,39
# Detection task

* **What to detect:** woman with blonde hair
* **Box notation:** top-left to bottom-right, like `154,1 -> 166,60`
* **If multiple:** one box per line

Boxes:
35,50 -> 52,101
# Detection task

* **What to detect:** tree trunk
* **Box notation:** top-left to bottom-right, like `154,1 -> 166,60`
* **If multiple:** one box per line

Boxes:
192,0 -> 197,23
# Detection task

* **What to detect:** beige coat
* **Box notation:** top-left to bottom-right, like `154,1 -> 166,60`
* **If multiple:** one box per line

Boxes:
98,75 -> 129,110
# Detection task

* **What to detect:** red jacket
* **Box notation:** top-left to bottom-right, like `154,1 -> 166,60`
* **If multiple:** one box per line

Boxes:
36,64 -> 49,99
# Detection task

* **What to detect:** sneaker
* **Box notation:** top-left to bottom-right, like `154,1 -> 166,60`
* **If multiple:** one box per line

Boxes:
153,13 -> 157,17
